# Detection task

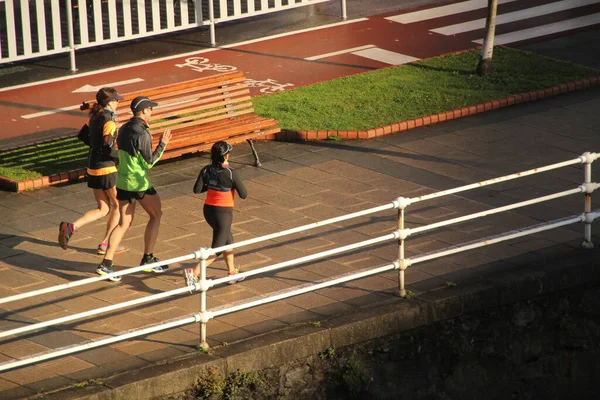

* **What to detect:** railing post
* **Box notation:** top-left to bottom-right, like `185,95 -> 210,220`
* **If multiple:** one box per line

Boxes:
208,0 -> 216,46
398,207 -> 405,297
66,0 -> 77,72
582,153 -> 595,249
198,248 -> 210,351
394,197 -> 411,297
340,0 -> 347,20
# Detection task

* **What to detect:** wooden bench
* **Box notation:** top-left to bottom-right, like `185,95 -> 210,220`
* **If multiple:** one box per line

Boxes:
83,71 -> 280,166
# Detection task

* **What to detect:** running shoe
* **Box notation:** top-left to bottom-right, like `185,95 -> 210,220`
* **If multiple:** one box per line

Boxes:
96,243 -> 127,255
58,222 -> 74,250
141,254 -> 169,273
95,264 -> 122,282
228,268 -> 245,285
183,268 -> 198,293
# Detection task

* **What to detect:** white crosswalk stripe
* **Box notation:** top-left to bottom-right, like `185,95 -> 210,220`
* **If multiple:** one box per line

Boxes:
473,13 -> 600,45
305,45 -> 376,60
351,48 -> 420,65
387,0 -> 600,46
385,0 -> 517,24
432,0 -> 600,35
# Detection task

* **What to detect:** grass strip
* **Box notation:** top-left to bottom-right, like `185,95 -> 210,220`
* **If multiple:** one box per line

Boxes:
254,47 -> 599,130
1,47 -> 598,182
0,137 -> 88,180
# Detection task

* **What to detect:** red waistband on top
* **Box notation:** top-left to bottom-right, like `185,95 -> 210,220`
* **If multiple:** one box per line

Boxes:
205,190 -> 234,207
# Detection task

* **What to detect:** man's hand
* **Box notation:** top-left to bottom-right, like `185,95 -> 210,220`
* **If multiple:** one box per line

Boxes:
161,128 -> 172,145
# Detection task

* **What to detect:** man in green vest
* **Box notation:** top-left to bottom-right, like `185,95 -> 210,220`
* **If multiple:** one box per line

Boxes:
97,96 -> 172,282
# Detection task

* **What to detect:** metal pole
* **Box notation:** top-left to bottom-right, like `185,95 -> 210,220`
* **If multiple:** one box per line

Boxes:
583,157 -> 594,248
341,0 -> 347,20
0,285 -> 193,339
199,249 -> 210,351
410,187 -> 585,236
211,231 -> 399,286
212,263 -> 397,318
398,208 -> 406,297
208,0 -> 216,46
409,156 -> 584,205
0,252 -> 197,305
66,0 -> 77,72
0,315 -> 198,372
410,214 -> 589,265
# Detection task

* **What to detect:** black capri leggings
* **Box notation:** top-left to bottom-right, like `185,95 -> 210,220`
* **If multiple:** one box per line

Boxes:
203,204 -> 234,255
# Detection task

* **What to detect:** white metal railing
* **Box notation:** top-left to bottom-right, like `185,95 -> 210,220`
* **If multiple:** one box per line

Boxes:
0,0 -> 343,70
0,151 -> 598,372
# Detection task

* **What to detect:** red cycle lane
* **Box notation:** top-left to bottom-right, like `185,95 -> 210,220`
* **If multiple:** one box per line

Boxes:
0,11 -> 471,146
1,0 -> 598,147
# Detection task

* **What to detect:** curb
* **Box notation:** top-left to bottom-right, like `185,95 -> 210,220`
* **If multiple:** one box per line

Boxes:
0,168 -> 86,192
262,75 -> 600,142
1,76 -> 599,193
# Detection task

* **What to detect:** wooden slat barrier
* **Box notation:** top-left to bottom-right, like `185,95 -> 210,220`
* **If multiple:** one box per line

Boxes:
85,71 -> 280,165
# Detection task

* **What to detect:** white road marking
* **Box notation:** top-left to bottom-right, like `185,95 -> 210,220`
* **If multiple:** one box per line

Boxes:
22,105 -> 81,120
433,0 -> 600,35
72,78 -> 145,93
351,48 -> 420,65
0,18 -> 369,93
386,0 -> 517,24
473,12 -> 600,45
305,44 -> 376,60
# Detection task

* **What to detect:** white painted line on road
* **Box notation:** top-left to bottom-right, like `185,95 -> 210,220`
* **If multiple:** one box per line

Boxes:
22,96 -> 197,119
22,105 -> 81,120
433,0 -> 600,35
351,48 -> 420,65
72,78 -> 145,93
305,45 -> 376,60
0,18 -> 369,93
472,13 -> 600,45
386,0 -> 517,24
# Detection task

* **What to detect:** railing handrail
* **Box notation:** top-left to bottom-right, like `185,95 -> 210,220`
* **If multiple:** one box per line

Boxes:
2,209 -> 597,372
1,154 -> 593,306
0,152 -> 598,372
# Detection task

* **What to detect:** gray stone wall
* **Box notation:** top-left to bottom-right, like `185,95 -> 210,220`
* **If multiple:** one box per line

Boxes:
181,285 -> 600,399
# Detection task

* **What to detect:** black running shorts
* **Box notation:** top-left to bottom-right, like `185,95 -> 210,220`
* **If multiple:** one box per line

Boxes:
87,172 -> 117,190
117,187 -> 158,203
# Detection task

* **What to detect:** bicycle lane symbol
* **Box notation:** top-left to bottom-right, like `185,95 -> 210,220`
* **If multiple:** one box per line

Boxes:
176,57 -> 295,94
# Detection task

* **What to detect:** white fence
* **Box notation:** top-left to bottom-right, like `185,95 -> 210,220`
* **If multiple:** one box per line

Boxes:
0,152 -> 598,371
0,0 -> 340,69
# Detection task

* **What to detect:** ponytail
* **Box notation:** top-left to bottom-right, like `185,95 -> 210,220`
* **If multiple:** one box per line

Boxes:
210,141 -> 232,167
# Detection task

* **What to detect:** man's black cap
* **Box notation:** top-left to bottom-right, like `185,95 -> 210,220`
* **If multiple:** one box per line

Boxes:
131,96 -> 158,113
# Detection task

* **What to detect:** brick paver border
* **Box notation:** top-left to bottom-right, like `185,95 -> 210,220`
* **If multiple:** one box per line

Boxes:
1,76 -> 598,192
266,76 -> 600,142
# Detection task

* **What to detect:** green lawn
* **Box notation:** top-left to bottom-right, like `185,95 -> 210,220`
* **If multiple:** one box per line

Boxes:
1,47 -> 598,182
0,137 -> 88,181
253,47 -> 599,130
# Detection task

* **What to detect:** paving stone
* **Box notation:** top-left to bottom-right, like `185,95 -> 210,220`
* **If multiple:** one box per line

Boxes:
280,165 -> 339,183
0,377 -> 20,391
3,82 -> 600,399
0,363 -> 57,385
252,173 -> 329,197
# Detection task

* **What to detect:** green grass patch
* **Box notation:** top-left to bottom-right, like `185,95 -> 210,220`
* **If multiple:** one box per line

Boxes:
254,47 -> 599,130
1,47 -> 598,182
0,137 -> 88,181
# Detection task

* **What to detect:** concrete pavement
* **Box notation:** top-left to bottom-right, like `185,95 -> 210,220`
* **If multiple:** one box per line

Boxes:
1,82 -> 599,398
1,2 -> 600,397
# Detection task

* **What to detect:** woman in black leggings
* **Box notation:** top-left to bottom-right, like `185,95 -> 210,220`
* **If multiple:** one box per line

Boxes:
184,141 -> 247,287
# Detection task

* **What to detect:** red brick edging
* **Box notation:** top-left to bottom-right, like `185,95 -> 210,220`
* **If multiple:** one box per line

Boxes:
257,76 -> 600,143
0,169 -> 87,193
2,76 -> 599,193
